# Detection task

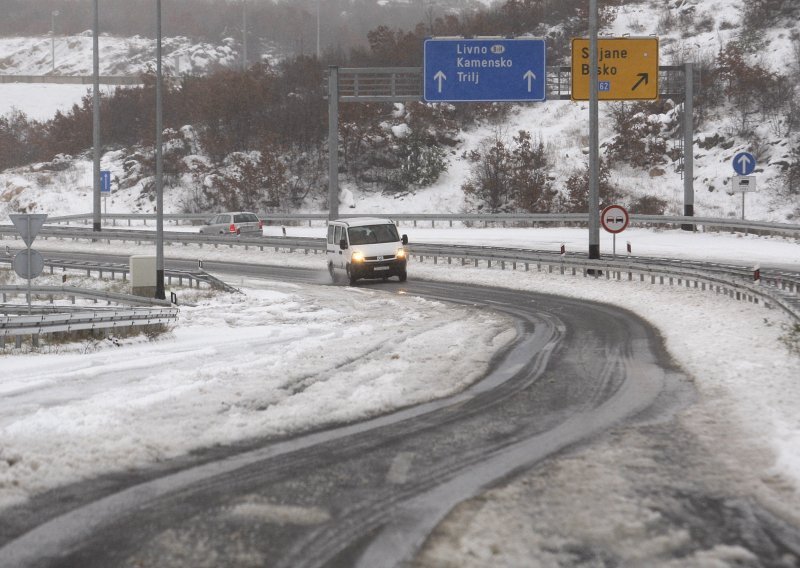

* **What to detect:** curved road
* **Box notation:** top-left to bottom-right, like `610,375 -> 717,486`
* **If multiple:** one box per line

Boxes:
0,256 -> 795,566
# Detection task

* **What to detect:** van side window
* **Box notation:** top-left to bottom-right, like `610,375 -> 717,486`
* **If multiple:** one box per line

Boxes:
327,225 -> 335,245
334,225 -> 343,245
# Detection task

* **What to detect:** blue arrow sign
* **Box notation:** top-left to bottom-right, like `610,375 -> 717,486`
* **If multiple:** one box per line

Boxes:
100,170 -> 111,194
732,152 -> 756,176
424,38 -> 546,103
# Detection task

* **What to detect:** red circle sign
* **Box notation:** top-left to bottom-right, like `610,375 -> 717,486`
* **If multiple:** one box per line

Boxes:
600,204 -> 629,234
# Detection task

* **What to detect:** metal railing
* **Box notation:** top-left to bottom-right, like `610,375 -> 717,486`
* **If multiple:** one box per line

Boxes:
32,213 -> 800,237
1,225 -> 798,324
0,285 -> 179,348
407,246 -> 800,323
0,255 -> 237,293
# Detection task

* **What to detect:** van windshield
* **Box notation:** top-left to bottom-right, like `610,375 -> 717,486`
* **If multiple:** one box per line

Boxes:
348,224 -> 399,245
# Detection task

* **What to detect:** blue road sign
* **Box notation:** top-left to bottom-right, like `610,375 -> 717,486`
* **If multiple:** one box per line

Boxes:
424,38 -> 546,103
732,152 -> 756,176
100,170 -> 111,194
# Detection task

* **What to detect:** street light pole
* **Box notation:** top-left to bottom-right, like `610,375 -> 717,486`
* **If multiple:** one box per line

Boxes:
92,1 -> 101,233
242,0 -> 248,70
51,10 -> 59,73
155,0 -> 165,300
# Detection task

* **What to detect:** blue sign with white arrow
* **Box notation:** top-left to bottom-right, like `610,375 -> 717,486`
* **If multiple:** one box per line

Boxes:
423,38 -> 546,103
732,152 -> 756,176
100,170 -> 111,194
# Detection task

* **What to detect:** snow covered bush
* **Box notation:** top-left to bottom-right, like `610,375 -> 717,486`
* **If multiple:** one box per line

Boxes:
462,130 -> 556,213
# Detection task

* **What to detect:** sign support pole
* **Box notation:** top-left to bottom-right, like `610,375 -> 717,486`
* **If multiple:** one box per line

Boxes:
26,217 -> 32,315
682,61 -> 694,231
588,0 -> 600,260
328,66 -> 339,221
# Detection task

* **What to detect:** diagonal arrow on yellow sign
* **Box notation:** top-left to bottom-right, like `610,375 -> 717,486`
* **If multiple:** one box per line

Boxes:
571,37 -> 659,101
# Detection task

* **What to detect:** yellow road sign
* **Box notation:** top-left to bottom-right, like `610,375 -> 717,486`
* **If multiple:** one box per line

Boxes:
571,37 -> 659,101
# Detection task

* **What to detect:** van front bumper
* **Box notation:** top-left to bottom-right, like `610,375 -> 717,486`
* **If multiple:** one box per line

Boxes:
349,258 -> 407,280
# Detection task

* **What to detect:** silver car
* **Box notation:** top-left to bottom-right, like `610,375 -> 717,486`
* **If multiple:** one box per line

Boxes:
200,212 -> 263,236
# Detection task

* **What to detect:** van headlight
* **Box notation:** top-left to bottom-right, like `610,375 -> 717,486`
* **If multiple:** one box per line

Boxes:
396,248 -> 406,259
351,251 -> 365,263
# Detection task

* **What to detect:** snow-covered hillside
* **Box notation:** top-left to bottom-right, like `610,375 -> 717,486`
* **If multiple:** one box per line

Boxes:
0,0 -> 798,223
0,34 -> 253,77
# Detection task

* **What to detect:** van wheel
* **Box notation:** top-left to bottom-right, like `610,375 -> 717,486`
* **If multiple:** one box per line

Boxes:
347,265 -> 357,286
398,271 -> 407,282
328,262 -> 336,283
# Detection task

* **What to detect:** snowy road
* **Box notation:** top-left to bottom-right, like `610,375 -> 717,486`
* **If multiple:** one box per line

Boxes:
0,269 -> 680,567
2,240 -> 800,566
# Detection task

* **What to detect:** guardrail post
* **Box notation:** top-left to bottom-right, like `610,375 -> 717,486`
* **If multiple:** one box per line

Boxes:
0,336 -> 4,349
15,335 -> 22,349
32,335 -> 39,348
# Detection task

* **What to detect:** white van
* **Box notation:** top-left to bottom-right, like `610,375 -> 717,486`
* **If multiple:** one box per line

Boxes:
326,218 -> 409,285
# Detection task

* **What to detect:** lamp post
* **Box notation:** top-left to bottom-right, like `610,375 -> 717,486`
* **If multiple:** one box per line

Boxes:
242,0 -> 248,70
155,0 -> 165,300
51,10 -> 59,73
92,1 -> 101,233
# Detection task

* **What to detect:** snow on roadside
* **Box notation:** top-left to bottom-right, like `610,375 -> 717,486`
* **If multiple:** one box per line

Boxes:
0,274 -> 513,511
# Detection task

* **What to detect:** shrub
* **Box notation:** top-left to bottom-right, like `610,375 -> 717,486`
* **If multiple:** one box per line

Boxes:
462,130 -> 556,213
629,195 -> 668,215
605,101 -> 674,169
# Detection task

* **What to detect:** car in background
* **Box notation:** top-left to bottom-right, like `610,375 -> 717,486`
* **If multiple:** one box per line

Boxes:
199,212 -> 263,236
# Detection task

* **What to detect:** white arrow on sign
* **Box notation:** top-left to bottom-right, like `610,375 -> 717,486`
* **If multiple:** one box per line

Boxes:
736,153 -> 752,172
433,71 -> 447,93
523,70 -> 536,92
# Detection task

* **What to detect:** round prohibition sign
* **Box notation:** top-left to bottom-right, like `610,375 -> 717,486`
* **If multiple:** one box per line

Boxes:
600,204 -> 630,234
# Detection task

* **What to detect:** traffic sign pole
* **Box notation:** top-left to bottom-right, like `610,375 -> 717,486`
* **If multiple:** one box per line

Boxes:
588,0 -> 600,262
682,62 -> 694,231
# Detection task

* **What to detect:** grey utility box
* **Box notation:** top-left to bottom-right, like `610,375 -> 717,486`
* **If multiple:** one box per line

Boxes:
130,255 -> 156,297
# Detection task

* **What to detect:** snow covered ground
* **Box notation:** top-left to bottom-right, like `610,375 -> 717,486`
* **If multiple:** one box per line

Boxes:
1,226 -> 799,527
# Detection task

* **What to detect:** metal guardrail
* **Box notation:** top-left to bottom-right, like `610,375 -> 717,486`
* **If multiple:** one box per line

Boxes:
0,285 -> 179,347
407,244 -> 800,323
1,225 -> 798,324
0,255 -> 236,292
34,213 -> 800,237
